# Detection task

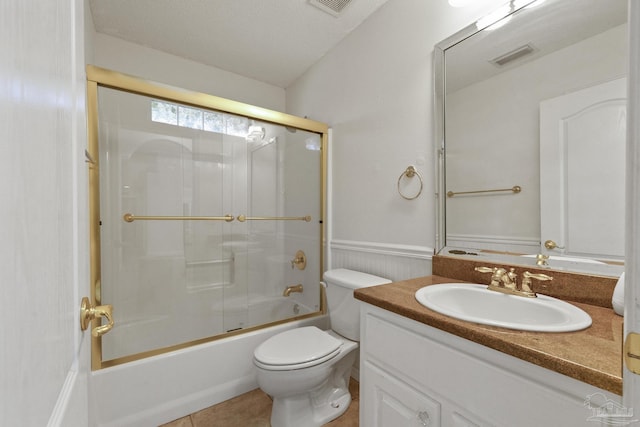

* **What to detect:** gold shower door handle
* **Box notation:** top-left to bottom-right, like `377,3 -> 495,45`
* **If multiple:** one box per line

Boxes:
80,297 -> 114,337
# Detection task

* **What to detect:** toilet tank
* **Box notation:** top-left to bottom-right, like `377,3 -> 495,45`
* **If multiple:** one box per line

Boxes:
323,268 -> 392,341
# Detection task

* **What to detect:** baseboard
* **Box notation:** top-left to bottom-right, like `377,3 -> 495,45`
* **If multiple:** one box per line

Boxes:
47,368 -> 88,427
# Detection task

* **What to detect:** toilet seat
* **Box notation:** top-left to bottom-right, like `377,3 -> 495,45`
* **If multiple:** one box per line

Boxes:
254,326 -> 342,371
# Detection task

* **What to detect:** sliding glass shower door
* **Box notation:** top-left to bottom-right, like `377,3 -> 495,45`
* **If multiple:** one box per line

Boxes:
87,66 -> 327,368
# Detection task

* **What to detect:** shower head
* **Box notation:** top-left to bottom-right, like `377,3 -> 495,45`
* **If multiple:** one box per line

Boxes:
246,125 -> 265,142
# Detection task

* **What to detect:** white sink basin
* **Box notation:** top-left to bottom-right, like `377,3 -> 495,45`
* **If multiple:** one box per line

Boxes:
521,254 -> 606,264
415,283 -> 592,332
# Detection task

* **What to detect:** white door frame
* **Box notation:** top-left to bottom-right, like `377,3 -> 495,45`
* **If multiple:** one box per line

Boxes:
624,0 -> 640,414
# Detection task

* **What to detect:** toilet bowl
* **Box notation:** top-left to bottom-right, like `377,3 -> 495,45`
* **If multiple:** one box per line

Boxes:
253,268 -> 392,427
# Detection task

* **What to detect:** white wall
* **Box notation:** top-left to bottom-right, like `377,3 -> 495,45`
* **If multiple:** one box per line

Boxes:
91,33 -> 286,112
286,0 -> 506,280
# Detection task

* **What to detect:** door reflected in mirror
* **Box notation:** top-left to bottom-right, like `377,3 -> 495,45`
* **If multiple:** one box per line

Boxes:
434,0 -> 627,276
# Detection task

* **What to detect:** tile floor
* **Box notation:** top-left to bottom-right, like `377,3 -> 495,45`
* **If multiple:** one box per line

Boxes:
160,379 -> 359,427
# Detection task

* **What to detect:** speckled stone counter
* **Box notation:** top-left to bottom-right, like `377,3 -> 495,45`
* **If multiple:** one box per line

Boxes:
354,275 -> 623,395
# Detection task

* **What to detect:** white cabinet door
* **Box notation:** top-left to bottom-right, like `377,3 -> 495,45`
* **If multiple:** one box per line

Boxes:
362,361 -> 441,427
360,304 -> 621,427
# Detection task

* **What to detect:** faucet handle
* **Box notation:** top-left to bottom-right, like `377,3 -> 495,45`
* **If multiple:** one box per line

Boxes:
521,271 -> 553,296
475,266 -> 503,287
536,253 -> 549,266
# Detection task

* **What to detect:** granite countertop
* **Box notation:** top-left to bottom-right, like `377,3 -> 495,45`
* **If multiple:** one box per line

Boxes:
354,275 -> 623,395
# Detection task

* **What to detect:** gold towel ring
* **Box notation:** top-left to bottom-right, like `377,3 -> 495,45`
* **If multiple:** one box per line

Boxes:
397,166 -> 423,200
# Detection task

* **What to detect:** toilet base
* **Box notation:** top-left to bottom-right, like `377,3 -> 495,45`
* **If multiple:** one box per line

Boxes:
257,330 -> 358,427
269,339 -> 357,427
271,384 -> 352,427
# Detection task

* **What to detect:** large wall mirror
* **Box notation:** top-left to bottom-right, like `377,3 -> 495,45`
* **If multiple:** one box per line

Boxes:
435,0 -> 627,276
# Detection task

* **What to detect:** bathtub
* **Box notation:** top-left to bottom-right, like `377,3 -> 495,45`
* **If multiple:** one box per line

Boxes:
91,300 -> 327,427
103,289 -> 319,361
225,294 -> 315,330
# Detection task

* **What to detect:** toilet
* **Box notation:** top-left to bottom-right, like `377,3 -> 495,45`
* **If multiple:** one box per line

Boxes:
253,268 -> 392,427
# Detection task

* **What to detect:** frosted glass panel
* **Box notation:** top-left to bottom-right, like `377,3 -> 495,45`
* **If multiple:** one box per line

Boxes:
178,105 -> 203,130
151,100 -> 177,125
96,87 -> 322,362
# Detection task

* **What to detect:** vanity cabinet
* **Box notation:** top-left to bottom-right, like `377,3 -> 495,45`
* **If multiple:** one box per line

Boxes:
359,304 -> 620,427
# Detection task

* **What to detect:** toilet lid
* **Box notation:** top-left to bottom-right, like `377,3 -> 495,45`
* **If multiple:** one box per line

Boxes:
254,326 -> 342,368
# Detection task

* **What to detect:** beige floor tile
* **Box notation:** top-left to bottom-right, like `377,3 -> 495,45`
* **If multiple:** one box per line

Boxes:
159,415 -> 194,427
191,389 -> 272,427
326,379 -> 359,426
161,379 -> 359,427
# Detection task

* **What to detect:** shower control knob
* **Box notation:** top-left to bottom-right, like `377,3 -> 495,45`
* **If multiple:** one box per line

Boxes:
290,250 -> 307,270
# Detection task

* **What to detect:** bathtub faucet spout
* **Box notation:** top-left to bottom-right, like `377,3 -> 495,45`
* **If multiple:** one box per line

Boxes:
283,284 -> 303,297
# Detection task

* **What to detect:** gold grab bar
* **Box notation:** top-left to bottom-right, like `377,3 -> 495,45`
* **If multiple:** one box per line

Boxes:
123,213 -> 234,222
236,215 -> 311,222
447,185 -> 521,198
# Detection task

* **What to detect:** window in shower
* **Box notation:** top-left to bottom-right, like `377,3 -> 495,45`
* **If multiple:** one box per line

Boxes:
86,66 -> 328,369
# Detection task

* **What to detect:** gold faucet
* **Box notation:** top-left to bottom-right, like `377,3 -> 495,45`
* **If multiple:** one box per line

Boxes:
475,266 -> 516,289
283,284 -> 303,297
475,266 -> 552,298
536,253 -> 549,266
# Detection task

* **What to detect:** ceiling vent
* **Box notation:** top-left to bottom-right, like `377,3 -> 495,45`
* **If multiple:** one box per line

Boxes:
490,44 -> 536,67
309,0 -> 353,17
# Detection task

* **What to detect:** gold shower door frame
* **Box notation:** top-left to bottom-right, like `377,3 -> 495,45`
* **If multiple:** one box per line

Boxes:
86,65 -> 328,370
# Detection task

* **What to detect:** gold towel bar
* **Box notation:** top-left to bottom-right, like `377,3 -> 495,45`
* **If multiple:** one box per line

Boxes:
237,215 -> 311,222
122,213 -> 312,223
447,185 -> 521,198
123,213 -> 235,222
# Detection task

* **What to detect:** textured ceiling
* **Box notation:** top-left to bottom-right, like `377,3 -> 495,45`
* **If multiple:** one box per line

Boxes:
88,0 -> 390,88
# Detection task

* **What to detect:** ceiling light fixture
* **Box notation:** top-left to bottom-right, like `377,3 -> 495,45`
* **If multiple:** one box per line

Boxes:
476,0 -> 544,31
448,0 -> 473,7
476,5 -> 512,30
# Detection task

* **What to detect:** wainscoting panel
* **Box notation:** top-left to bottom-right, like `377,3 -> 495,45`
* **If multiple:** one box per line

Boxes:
330,240 -> 433,282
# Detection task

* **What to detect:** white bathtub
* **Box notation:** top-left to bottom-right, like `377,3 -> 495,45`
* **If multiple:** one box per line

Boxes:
91,308 -> 328,427
103,292 -> 317,361
225,295 -> 315,330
